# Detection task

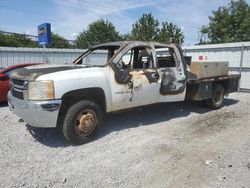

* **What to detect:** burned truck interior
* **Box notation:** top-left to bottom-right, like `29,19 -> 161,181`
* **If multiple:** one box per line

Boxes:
72,41 -> 239,100
73,45 -> 120,66
73,42 -> 186,96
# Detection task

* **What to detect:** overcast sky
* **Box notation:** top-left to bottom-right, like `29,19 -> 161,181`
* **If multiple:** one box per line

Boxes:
0,0 -> 249,45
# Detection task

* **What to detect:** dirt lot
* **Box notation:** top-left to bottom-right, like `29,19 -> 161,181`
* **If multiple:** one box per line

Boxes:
0,93 -> 250,188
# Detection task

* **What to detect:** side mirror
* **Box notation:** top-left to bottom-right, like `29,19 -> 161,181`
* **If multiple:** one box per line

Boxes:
115,69 -> 132,84
0,74 -> 8,81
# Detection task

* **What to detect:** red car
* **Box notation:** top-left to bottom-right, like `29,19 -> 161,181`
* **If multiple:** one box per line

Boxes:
0,63 -> 39,102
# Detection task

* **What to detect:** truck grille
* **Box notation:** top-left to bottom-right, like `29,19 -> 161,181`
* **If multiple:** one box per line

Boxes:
12,89 -> 24,99
12,78 -> 25,86
10,78 -> 28,100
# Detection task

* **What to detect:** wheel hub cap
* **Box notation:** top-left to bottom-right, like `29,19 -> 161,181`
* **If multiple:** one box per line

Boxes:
75,110 -> 96,136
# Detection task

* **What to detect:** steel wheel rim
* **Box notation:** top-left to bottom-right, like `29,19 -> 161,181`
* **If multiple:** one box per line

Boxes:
75,109 -> 97,136
213,89 -> 223,105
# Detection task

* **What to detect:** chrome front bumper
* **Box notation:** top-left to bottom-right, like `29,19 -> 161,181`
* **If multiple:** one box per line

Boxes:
8,93 -> 62,128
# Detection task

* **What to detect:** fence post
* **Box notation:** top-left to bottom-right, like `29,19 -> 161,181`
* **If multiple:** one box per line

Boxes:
238,45 -> 244,92
42,45 -> 46,63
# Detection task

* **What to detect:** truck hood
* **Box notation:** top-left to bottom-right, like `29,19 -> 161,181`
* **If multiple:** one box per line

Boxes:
11,64 -> 89,81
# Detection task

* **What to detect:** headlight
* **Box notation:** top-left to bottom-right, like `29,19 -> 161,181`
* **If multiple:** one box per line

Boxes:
28,80 -> 55,100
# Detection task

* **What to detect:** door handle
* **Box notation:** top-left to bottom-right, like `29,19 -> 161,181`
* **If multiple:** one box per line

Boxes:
151,73 -> 159,79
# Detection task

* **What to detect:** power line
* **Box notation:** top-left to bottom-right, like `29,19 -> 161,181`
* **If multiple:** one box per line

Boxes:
0,30 -> 75,43
0,30 -> 37,38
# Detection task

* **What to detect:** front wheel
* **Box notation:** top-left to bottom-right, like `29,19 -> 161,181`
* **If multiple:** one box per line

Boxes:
205,83 -> 225,110
62,100 -> 103,145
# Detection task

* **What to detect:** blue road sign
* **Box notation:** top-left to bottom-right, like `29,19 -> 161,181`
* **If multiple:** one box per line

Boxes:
38,23 -> 51,46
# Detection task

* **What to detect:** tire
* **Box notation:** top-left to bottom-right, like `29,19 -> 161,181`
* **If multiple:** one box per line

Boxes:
205,83 -> 225,110
62,100 -> 103,145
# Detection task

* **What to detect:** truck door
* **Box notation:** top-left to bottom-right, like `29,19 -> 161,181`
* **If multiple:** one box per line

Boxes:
156,46 -> 186,102
110,45 -> 159,111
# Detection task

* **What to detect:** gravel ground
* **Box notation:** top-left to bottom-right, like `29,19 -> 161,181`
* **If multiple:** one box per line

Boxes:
0,93 -> 250,188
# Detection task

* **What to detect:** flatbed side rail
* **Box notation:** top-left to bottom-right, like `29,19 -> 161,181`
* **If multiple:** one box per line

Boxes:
186,74 -> 241,84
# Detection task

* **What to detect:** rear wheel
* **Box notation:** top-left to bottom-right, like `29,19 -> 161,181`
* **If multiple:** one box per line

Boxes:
205,83 -> 225,110
62,100 -> 103,145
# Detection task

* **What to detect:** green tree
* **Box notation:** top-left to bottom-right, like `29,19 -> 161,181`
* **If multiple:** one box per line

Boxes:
199,0 -> 250,44
130,13 -> 184,44
0,33 -> 37,47
130,13 -> 160,41
75,19 -> 121,48
120,33 -> 131,41
157,22 -> 184,44
0,32 -> 73,48
49,33 -> 72,48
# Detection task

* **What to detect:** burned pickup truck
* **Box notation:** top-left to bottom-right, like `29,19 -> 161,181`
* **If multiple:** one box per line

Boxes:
8,41 -> 240,144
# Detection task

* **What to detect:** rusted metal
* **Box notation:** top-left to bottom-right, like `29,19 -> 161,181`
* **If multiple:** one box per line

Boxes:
186,82 -> 212,101
75,109 -> 96,136
213,89 -> 224,105
186,74 -> 241,84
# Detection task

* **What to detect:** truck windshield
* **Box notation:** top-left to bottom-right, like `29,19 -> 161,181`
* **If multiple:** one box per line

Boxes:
74,46 -> 120,66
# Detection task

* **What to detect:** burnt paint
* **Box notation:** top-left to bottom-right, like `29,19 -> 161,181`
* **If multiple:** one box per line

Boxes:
128,80 -> 134,101
144,71 -> 159,83
11,66 -> 84,81
160,69 -> 185,95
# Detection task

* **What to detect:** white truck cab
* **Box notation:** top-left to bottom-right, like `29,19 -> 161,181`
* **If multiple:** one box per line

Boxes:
8,41 -> 240,145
